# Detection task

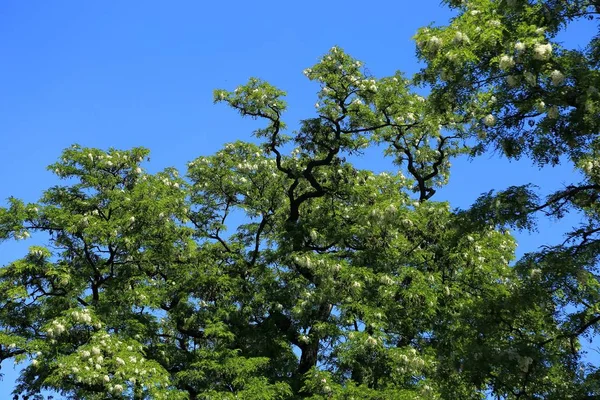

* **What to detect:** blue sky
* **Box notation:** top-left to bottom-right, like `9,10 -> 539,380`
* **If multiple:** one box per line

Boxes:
0,0 -> 596,397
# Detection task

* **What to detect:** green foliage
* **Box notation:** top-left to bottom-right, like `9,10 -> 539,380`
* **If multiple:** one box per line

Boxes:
1,2 -> 600,398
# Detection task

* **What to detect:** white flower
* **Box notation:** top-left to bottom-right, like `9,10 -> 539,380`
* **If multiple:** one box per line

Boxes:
129,216 -> 135,223
72,367 -> 79,373
135,167 -> 142,174
453,31 -> 470,44
299,334 -> 310,343
550,70 -> 565,86
315,102 -> 320,108
116,357 -> 125,366
31,359 -> 39,367
530,268 -> 542,279
535,101 -> 546,112
113,384 -> 124,393
483,114 -> 497,127
518,356 -> 533,372
489,20 -> 502,27
524,71 -> 537,86
428,36 -> 442,51
103,375 -> 110,382
499,55 -> 515,70
81,350 -> 91,358
92,346 -> 101,355
54,323 -> 65,335
352,281 -> 361,288
106,161 -> 113,167
514,41 -> 526,52
547,106 -> 559,119
366,336 -> 378,346
533,43 -> 552,60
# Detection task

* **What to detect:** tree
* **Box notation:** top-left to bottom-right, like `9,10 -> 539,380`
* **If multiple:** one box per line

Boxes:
0,2 -> 599,399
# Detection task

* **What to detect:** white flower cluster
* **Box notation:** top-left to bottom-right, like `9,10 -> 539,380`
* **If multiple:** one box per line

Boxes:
46,319 -> 67,337
547,106 -> 559,119
29,248 -> 45,257
453,31 -> 470,45
550,69 -> 565,86
483,114 -> 497,127
581,158 -> 599,175
499,55 -> 515,71
533,43 -> 552,60
14,230 -> 31,240
518,355 -> 534,372
72,308 -> 93,324
427,36 -> 442,51
524,71 -> 536,86
507,75 -> 519,87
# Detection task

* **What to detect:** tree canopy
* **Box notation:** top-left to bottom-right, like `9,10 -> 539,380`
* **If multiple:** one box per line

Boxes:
1,1 -> 600,399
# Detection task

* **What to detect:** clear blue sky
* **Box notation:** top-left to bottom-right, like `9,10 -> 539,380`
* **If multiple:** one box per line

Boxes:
0,0 -> 596,397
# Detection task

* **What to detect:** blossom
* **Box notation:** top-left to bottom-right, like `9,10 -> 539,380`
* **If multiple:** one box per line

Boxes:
533,43 -> 552,60
116,357 -> 125,366
547,106 -> 559,119
103,375 -> 110,382
518,356 -> 533,372
299,334 -> 310,343
530,268 -> 542,279
453,31 -> 470,45
428,36 -> 442,51
507,75 -> 519,87
535,101 -> 546,112
524,71 -> 537,86
499,55 -> 515,70
483,114 -> 497,127
514,41 -> 526,52
550,70 -> 565,86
